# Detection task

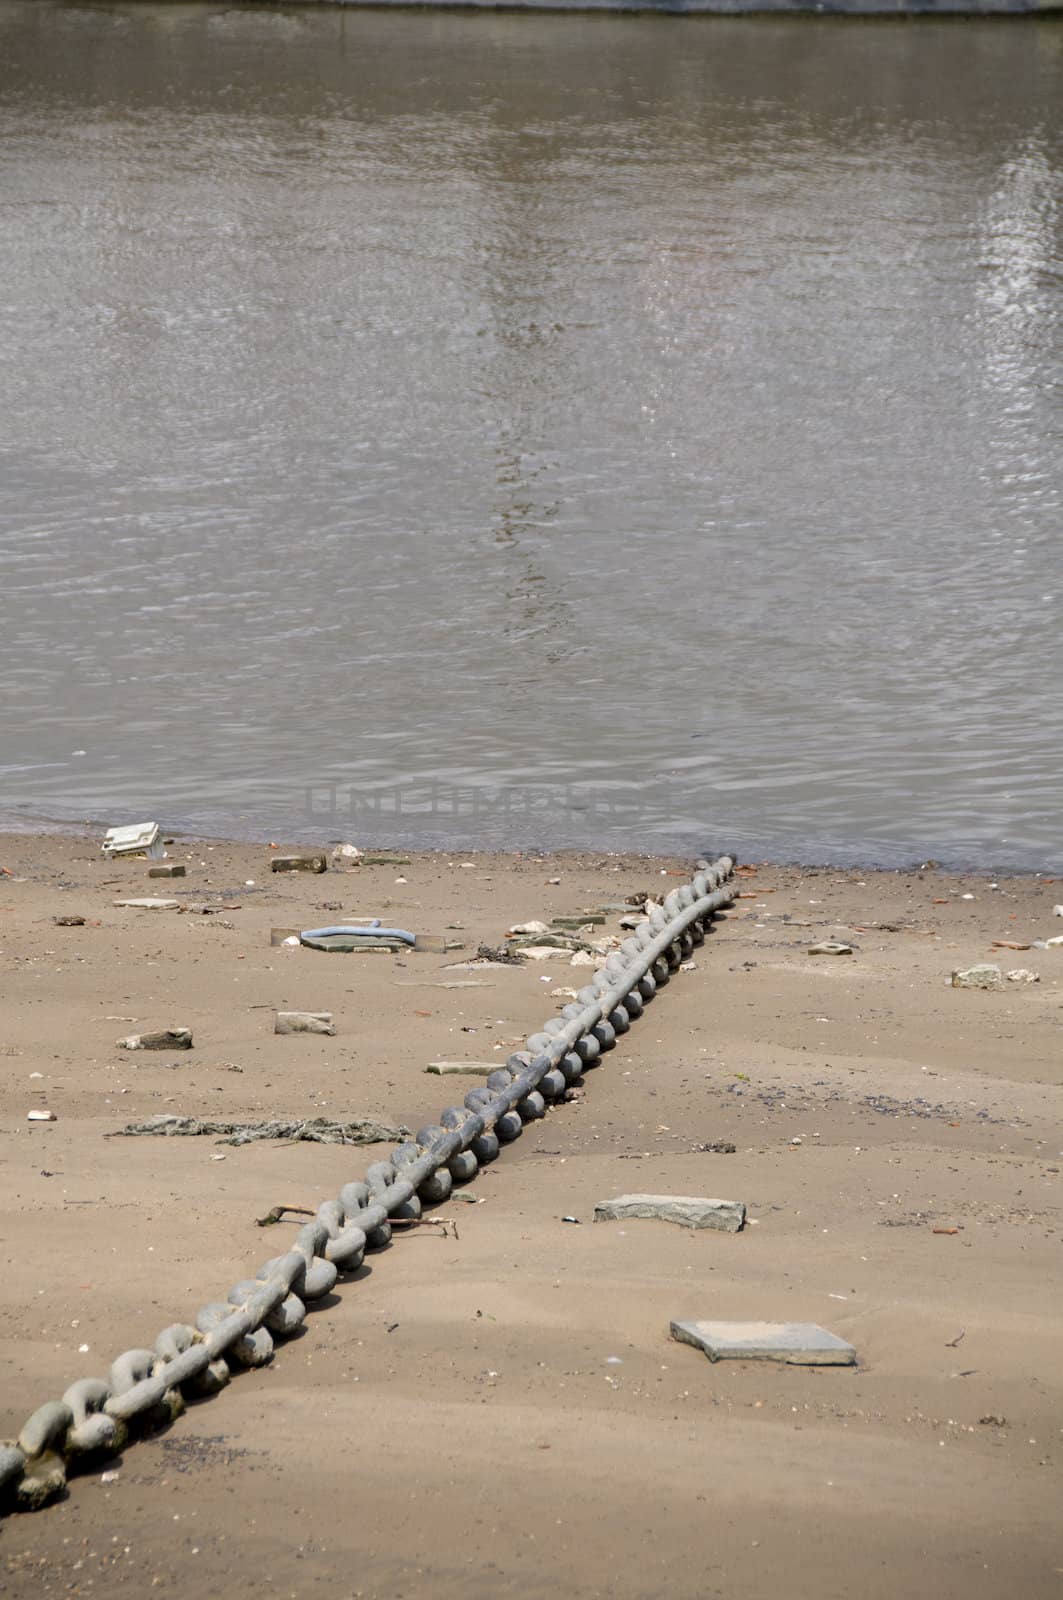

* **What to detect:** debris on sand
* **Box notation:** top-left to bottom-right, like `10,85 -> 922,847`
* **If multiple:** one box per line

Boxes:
117,1028 -> 193,1051
672,1319 -> 856,1366
950,963 -> 1004,990
594,1194 -> 745,1233
274,1011 -> 335,1035
108,1114 -> 407,1146
271,853 -> 327,874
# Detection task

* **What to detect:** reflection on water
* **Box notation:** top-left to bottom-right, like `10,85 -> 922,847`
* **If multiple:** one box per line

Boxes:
1,2 -> 1061,865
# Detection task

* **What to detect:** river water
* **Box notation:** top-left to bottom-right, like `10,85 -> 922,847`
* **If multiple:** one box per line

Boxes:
2,2 -> 1061,866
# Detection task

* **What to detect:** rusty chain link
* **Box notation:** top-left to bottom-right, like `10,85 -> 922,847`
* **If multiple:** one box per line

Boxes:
0,855 -> 735,1511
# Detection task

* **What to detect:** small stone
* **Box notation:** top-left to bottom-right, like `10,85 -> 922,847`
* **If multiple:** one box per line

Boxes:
113,898 -> 179,910
53,915 -> 85,926
27,1110 -> 57,1122
271,854 -> 327,874
808,941 -> 854,956
274,1011 -> 335,1036
1006,968 -> 1040,984
552,914 -> 606,929
425,1061 -> 496,1075
951,963 -> 1004,990
509,920 -> 550,936
1042,935 -> 1063,949
569,951 -> 598,967
519,945 -> 568,961
593,1194 -> 745,1233
149,864 -> 186,878
671,1319 -> 856,1366
117,1028 -> 193,1051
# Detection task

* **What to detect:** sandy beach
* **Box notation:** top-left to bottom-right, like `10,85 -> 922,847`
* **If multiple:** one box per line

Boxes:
0,832 -> 1060,1597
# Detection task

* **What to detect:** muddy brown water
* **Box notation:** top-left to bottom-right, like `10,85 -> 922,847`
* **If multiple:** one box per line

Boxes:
1,3 -> 1061,866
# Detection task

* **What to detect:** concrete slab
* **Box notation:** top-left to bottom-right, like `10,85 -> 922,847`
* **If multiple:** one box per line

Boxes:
113,897 -> 179,910
594,1195 -> 745,1232
275,1011 -> 335,1036
671,1319 -> 856,1365
425,1061 -> 496,1075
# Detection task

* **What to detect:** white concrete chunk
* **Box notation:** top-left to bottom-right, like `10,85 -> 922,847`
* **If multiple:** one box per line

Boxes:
671,1319 -> 856,1365
117,1028 -> 193,1051
275,1011 -> 335,1036
594,1194 -> 745,1232
425,1061 -> 497,1075
951,963 -> 1004,990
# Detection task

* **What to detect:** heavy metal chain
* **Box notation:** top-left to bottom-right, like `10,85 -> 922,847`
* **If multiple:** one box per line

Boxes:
0,856 -> 735,1511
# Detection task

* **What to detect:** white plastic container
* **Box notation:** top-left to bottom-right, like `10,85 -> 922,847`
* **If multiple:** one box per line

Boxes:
101,821 -> 163,859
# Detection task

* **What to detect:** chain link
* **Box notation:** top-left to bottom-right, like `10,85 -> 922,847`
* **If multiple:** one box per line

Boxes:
1,855 -> 735,1511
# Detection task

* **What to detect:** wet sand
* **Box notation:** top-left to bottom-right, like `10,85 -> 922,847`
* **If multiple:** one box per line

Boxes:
1,834 -> 1060,1597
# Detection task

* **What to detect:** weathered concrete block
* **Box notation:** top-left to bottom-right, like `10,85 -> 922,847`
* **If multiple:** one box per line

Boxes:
275,1011 -> 335,1036
594,1194 -> 746,1232
117,1028 -> 193,1051
951,963 -> 1004,990
671,1319 -> 856,1366
299,934 -> 405,953
425,1060 -> 496,1075
271,854 -> 327,874
148,863 -> 186,878
113,897 -> 179,910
